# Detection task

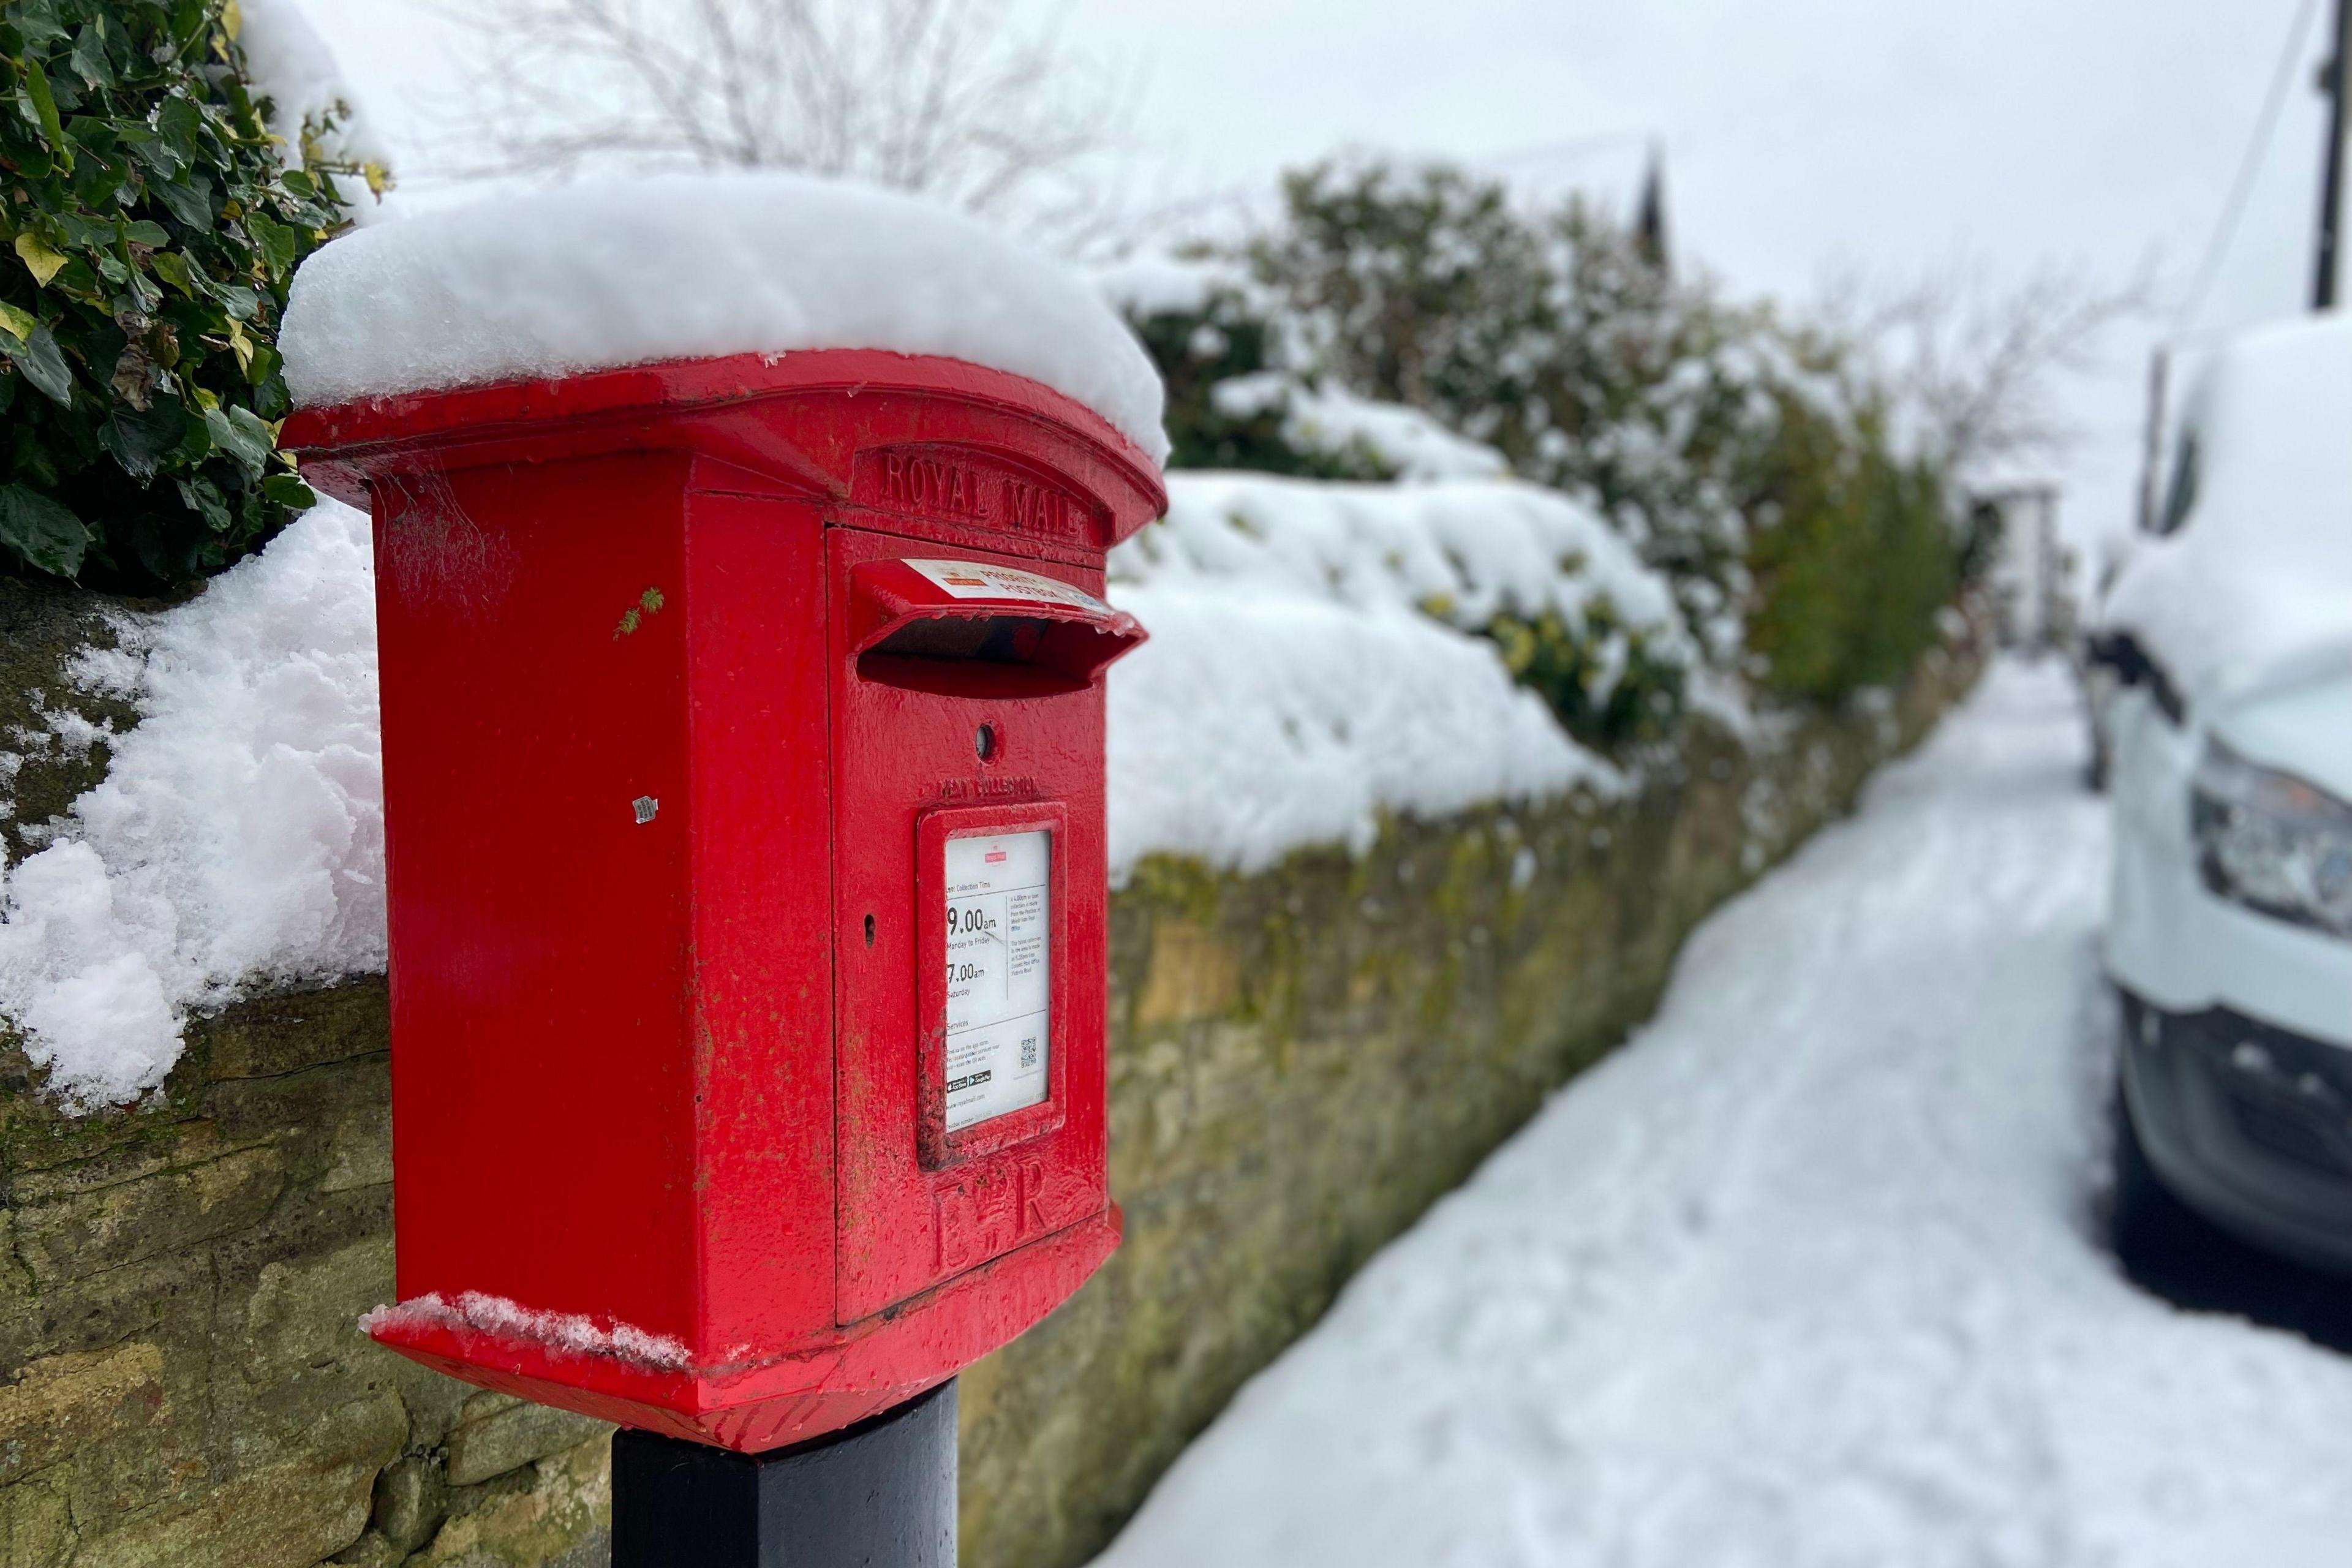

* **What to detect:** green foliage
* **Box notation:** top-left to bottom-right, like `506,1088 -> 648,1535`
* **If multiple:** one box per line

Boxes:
1252,160 -> 1551,416
1476,602 -> 1686,748
1741,394 -> 1958,701
1234,154 -> 1969,704
1250,159 -> 1789,652
0,0 -> 369,588
1119,273 -> 1396,481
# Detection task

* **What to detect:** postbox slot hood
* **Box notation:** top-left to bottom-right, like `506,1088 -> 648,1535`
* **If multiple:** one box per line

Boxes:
848,557 -> 1145,698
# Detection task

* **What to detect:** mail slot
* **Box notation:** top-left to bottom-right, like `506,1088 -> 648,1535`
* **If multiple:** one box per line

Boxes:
850,557 -> 1146,695
281,349 -> 1164,1453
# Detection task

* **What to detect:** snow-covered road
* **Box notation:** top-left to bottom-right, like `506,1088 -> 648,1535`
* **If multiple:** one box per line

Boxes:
1095,661 -> 2352,1568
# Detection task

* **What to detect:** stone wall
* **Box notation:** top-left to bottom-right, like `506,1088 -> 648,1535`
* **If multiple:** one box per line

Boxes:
0,611 -> 1981,1568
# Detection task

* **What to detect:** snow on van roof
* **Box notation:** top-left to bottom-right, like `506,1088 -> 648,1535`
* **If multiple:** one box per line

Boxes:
279,172 -> 1170,466
2101,313 -> 2352,705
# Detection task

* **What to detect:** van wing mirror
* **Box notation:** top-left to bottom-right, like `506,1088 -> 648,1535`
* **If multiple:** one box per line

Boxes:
2086,630 -> 2185,725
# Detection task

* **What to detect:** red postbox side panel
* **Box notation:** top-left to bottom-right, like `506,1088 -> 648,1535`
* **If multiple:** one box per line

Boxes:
378,453 -> 702,1345
827,526 -> 1114,1324
679,477 -> 839,1356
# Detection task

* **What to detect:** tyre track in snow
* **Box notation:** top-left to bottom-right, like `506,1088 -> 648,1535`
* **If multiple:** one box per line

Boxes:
1095,660 -> 2352,1568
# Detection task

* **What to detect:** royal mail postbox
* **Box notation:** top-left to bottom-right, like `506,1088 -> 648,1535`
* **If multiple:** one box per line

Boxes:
282,350 -> 1163,1452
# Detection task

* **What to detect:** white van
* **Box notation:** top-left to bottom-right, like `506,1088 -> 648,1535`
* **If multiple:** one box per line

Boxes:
2095,314 -> 2352,1273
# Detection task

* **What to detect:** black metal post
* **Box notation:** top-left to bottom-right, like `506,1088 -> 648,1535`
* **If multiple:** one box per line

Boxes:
2315,0 -> 2352,309
611,1379 -> 957,1567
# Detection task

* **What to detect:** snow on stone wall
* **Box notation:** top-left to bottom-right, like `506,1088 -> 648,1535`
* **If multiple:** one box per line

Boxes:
1104,472 -> 1687,872
1106,586 -> 1608,876
0,469 -> 1678,1109
1124,472 -> 1683,636
0,501 -> 383,1108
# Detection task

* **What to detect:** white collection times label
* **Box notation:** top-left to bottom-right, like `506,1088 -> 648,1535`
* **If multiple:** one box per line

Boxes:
904,559 -> 1110,613
942,829 -> 1051,1133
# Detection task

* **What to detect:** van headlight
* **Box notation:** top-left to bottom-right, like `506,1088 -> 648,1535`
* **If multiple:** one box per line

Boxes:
2191,741 -> 2352,939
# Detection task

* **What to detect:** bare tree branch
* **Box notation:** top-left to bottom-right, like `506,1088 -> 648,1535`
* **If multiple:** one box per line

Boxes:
1813,256 -> 2155,486
421,0 -> 1135,252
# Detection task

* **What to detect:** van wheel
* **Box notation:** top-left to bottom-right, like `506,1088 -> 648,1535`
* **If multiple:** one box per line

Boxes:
2109,1089 -> 2195,1271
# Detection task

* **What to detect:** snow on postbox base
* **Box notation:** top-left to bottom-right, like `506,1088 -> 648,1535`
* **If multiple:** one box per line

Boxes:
283,350 -> 1163,1452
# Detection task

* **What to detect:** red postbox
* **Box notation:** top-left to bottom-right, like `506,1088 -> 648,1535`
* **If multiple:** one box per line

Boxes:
282,350 -> 1163,1452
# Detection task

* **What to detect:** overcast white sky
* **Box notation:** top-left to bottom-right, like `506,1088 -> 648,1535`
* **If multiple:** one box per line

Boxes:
298,0 -> 2338,559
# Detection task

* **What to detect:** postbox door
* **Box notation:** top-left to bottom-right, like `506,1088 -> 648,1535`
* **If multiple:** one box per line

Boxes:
828,527 -> 1114,1324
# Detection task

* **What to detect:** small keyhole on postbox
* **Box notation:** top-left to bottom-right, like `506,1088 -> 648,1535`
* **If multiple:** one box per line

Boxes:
976,724 -> 998,761
864,913 -> 876,948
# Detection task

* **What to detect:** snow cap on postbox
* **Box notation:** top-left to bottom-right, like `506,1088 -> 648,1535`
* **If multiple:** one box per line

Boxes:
278,170 -> 1170,469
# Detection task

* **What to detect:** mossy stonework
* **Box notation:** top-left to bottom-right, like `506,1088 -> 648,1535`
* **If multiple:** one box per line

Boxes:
0,619 -> 1981,1567
957,630 -> 1983,1568
0,575 -> 178,870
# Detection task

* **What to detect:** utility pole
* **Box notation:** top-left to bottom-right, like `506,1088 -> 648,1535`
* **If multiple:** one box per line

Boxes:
2315,0 -> 2352,308
2136,347 -> 2169,535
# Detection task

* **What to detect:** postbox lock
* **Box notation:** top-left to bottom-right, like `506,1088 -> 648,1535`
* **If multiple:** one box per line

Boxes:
976,723 -> 999,761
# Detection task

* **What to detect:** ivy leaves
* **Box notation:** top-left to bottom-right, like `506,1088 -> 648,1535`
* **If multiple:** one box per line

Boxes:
0,297 -> 70,401
0,0 -> 372,587
0,481 -> 86,576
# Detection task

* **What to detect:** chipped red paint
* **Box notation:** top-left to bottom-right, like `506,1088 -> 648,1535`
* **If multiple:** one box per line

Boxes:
283,351 -> 1163,1452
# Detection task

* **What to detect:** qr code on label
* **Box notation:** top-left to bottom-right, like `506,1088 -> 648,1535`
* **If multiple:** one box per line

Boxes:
1020,1036 -> 1039,1070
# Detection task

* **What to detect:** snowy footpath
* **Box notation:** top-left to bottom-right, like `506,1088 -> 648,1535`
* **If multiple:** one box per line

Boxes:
1095,660 -> 2352,1568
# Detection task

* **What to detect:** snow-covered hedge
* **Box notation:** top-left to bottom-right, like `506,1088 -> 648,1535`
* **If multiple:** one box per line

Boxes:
1103,161 -> 1971,700
0,140 -> 1864,1123
1209,374 -> 1510,484
236,0 -> 394,206
1096,255 -> 1504,484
